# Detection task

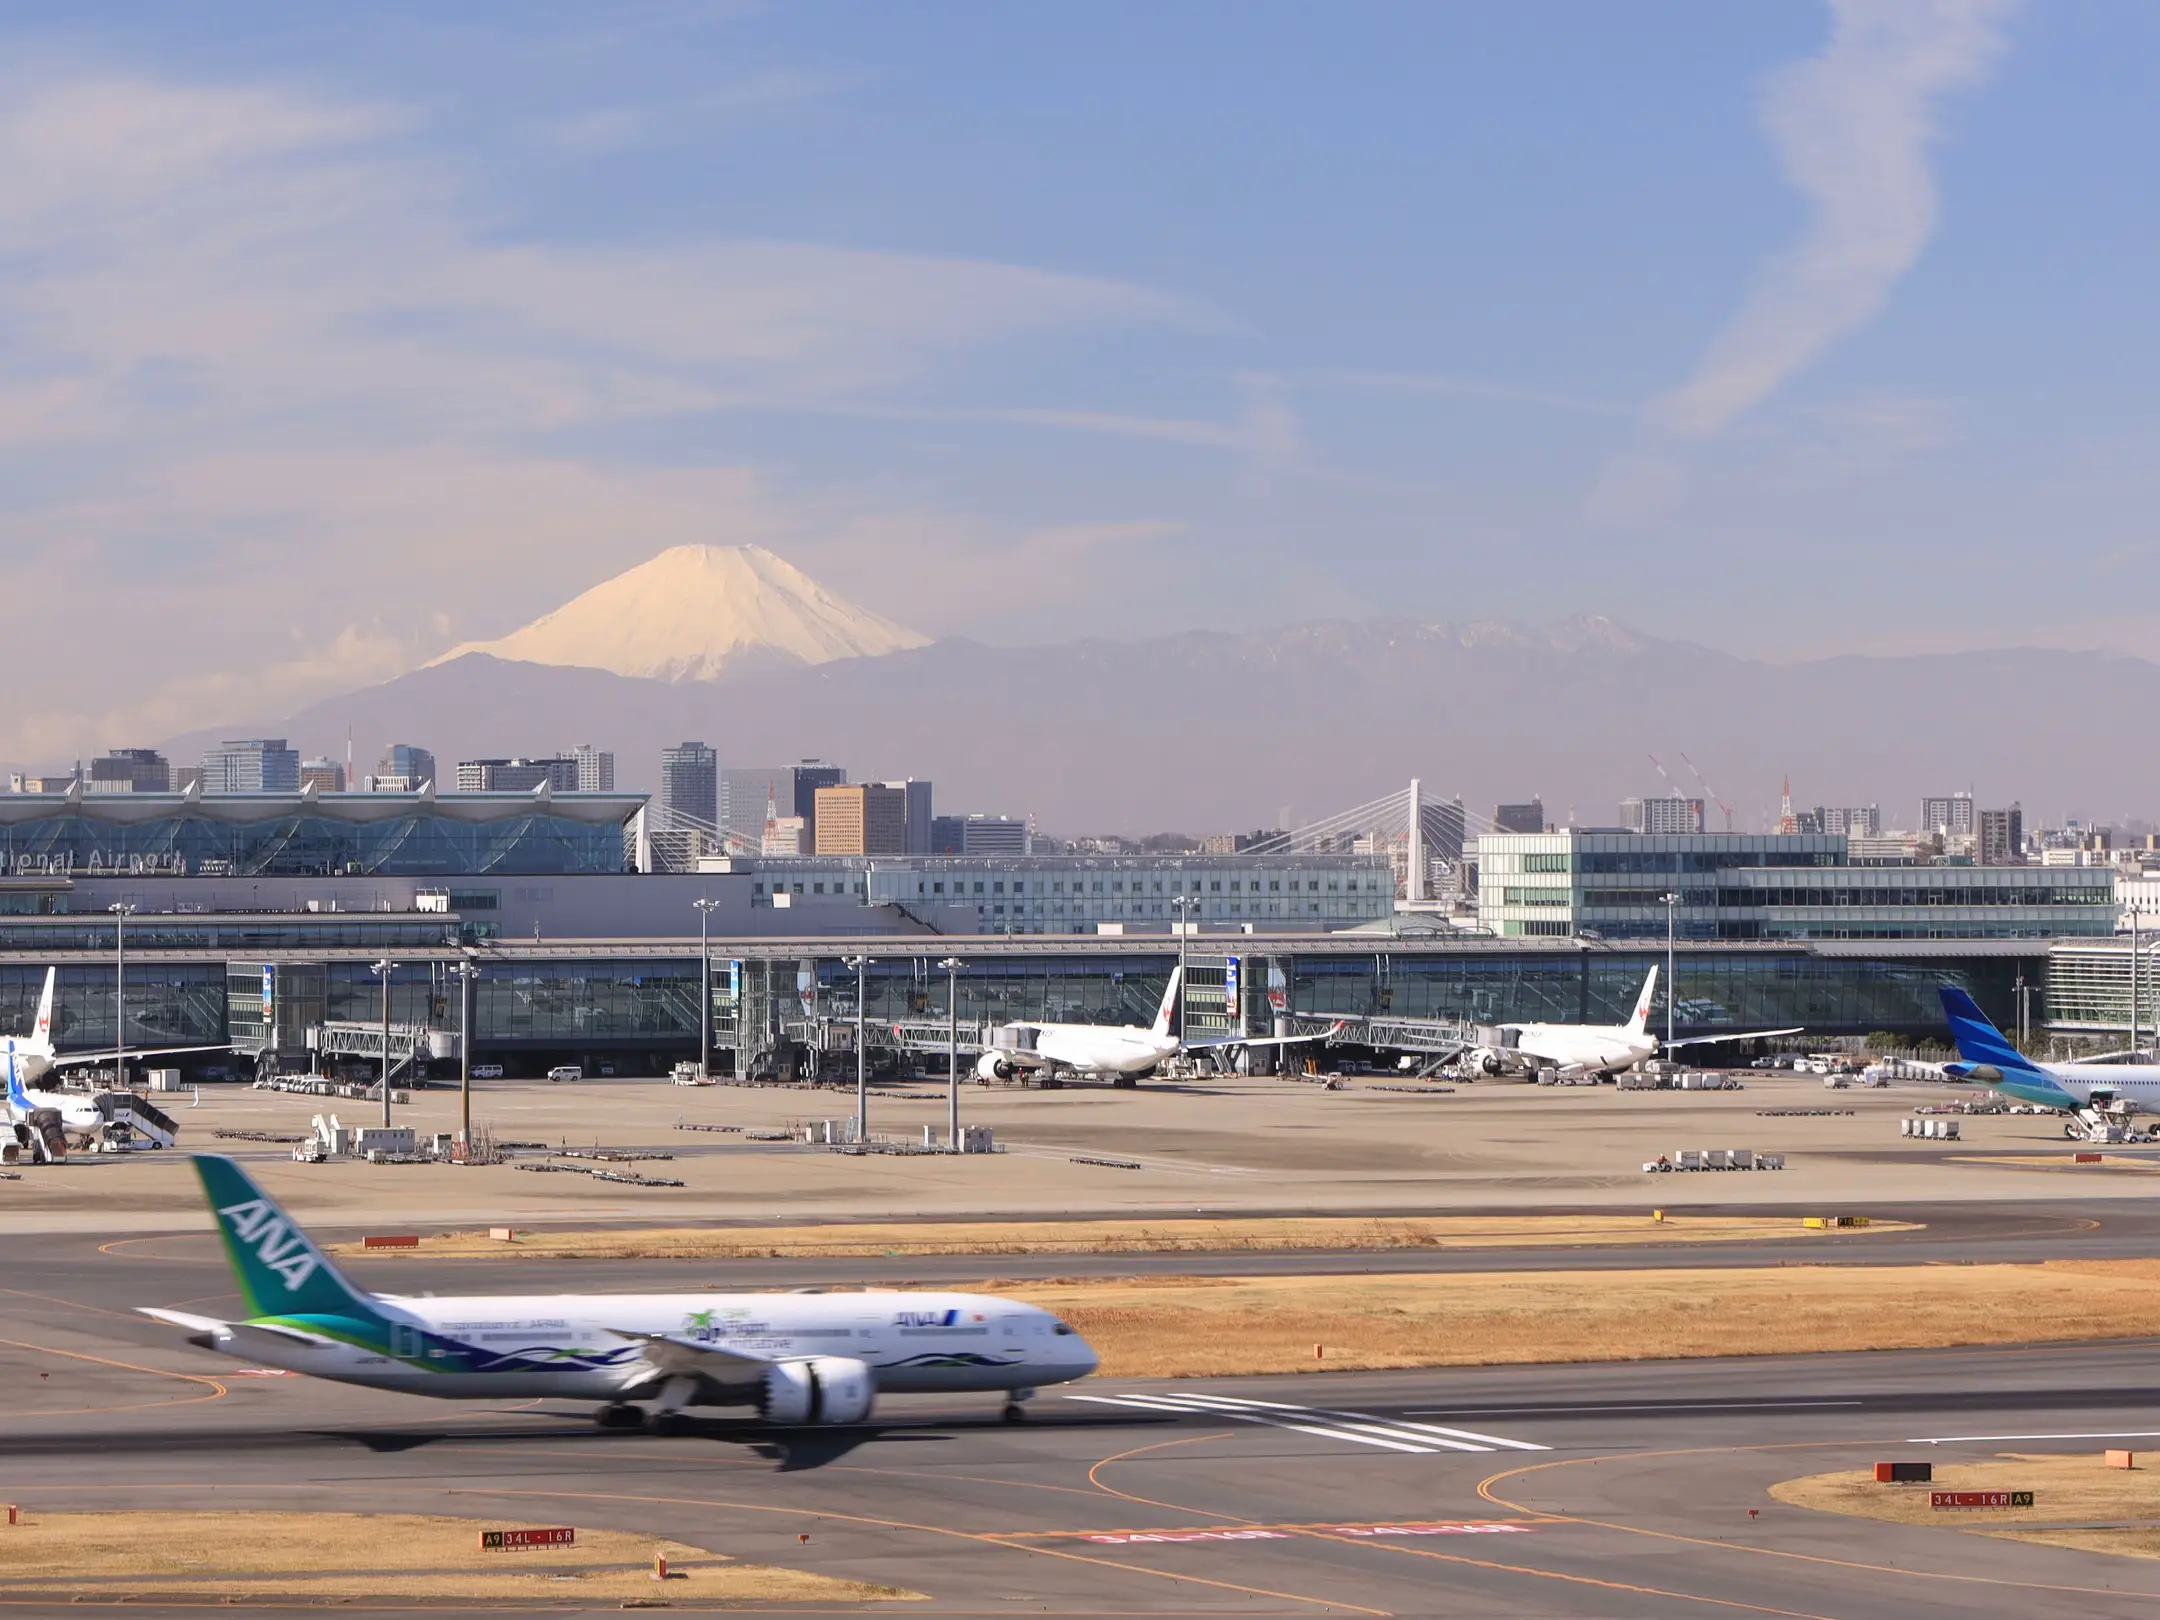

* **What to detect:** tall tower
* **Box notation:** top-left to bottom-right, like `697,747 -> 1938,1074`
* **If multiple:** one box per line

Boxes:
1777,775 -> 1799,836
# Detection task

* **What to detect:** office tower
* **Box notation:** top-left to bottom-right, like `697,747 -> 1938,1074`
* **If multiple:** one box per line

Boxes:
87,749 -> 170,794
568,744 -> 615,792
369,744 -> 436,793
1980,805 -> 2024,865
454,757 -> 581,792
814,784 -> 908,855
298,758 -> 346,793
200,739 -> 301,794
1620,795 -> 1705,835
1493,800 -> 1546,835
1921,793 -> 1976,837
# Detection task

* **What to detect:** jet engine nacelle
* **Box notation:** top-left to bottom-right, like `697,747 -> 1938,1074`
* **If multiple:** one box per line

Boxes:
1472,1048 -> 1509,1077
759,1356 -> 875,1425
976,1052 -> 1016,1082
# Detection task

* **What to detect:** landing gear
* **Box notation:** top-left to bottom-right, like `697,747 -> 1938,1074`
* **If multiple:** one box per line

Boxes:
593,1403 -> 644,1430
648,1410 -> 692,1437
1002,1387 -> 1038,1424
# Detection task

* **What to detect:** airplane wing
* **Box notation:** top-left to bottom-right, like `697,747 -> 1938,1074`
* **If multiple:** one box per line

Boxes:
51,1044 -> 231,1067
138,1307 -> 344,1356
605,1329 -> 772,1377
1184,1022 -> 1346,1051
1663,1028 -> 1804,1049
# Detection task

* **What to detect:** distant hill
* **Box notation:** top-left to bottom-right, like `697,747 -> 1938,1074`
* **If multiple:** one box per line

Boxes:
161,617 -> 2160,835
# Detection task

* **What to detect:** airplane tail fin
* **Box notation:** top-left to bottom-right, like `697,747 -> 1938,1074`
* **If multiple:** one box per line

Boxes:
1151,966 -> 1183,1039
192,1155 -> 386,1324
1628,967 -> 1658,1037
27,968 -> 54,1054
1938,988 -> 2046,1077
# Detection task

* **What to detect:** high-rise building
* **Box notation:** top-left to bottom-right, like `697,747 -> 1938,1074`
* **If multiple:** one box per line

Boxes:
721,760 -> 846,848
652,742 -> 719,871
883,779 -> 934,855
1814,805 -> 1881,837
454,757 -> 580,793
87,749 -> 170,794
367,744 -> 436,793
932,813 -> 1029,856
298,758 -> 346,793
1922,793 -> 1976,837
1620,794 -> 1705,834
200,739 -> 301,794
1493,800 -> 1545,835
568,744 -> 615,793
1980,804 -> 2025,866
815,783 -> 909,855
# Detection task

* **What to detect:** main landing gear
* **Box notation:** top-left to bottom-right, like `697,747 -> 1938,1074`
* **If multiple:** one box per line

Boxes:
594,1402 -> 644,1430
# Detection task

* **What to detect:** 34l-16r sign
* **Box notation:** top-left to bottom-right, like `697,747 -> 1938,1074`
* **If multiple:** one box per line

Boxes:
480,1527 -> 576,1550
1931,1491 -> 2033,1510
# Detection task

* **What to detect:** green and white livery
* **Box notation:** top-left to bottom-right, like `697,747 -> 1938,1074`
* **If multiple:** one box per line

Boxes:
143,1155 -> 1098,1430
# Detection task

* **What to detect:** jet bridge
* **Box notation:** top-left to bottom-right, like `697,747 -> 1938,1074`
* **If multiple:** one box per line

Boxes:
310,1021 -> 455,1085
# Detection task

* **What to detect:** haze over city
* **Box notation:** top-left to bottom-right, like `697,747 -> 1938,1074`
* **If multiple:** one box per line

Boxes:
3,0 -> 2154,790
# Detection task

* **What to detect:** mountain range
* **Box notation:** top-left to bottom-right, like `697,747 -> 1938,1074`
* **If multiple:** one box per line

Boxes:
160,545 -> 2160,834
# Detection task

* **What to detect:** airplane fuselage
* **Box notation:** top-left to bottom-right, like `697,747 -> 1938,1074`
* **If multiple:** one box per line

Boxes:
1015,1022 -> 1180,1077
189,1289 -> 1095,1402
4,1037 -> 102,1140
1495,1024 -> 1656,1076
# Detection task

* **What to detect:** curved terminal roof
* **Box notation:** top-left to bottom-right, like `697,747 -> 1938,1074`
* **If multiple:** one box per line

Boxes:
0,785 -> 646,828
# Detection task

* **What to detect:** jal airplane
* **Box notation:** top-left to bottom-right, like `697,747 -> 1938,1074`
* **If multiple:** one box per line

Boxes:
1464,967 -> 1801,1078
144,1156 -> 1099,1430
6,968 -> 222,1152
974,967 -> 1340,1086
1940,986 -> 2160,1120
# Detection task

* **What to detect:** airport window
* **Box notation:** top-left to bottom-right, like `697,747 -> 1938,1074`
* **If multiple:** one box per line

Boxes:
1269,882 -> 1279,892
814,883 -> 825,894
1013,882 -> 1025,894
792,883 -> 804,895
974,883 -> 985,894
993,882 -> 1004,894
1210,882 -> 1220,892
933,882 -> 944,894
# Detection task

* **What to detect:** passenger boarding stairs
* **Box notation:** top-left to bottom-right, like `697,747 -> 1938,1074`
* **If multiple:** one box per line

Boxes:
95,1092 -> 180,1148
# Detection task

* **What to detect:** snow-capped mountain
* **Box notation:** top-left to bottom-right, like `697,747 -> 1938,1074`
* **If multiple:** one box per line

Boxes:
432,543 -> 930,683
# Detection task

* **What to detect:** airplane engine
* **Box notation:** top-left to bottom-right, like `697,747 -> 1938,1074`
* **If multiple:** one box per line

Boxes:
1472,1048 -> 1508,1077
759,1356 -> 875,1425
975,1052 -> 1016,1082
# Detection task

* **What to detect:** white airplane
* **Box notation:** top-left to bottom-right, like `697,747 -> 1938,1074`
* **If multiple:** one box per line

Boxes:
973,967 -> 1341,1087
5,968 -> 221,1156
1941,987 -> 2160,1129
144,1155 -> 1100,1431
1460,967 -> 1800,1079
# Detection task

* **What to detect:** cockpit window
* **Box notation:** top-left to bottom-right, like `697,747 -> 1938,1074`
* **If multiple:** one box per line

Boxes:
1052,1322 -> 1074,1336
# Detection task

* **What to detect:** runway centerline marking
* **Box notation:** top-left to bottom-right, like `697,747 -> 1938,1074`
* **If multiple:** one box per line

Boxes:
1912,1429 -> 2160,1444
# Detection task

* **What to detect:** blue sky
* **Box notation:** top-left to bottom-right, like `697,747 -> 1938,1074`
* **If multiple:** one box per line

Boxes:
0,0 -> 2151,760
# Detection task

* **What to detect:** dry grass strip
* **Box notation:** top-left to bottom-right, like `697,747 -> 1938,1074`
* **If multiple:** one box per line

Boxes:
0,1511 -> 919,1603
999,1260 -> 2160,1378
349,1212 -> 1905,1262
1774,1454 -> 2160,1561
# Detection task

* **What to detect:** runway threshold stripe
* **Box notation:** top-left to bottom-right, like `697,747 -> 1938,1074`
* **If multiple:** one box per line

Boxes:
1068,1394 -> 1445,1452
1188,1395 -> 1550,1452
1160,1395 -> 1502,1453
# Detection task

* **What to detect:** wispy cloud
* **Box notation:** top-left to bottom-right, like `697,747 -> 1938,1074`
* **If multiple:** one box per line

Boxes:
1652,0 -> 2015,439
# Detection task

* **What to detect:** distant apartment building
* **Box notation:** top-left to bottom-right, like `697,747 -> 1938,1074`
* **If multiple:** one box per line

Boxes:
568,744 -> 615,793
298,758 -> 346,793
201,739 -> 301,794
87,749 -> 171,794
933,813 -> 1029,856
1493,800 -> 1546,835
8,771 -> 78,793
761,815 -> 811,856
1620,794 -> 1705,835
815,783 -> 909,855
366,744 -> 436,793
454,757 -> 580,793
1921,793 -> 1976,837
1814,804 -> 1881,837
1980,804 -> 2025,866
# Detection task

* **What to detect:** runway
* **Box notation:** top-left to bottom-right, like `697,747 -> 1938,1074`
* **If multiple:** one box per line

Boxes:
10,1236 -> 2160,1614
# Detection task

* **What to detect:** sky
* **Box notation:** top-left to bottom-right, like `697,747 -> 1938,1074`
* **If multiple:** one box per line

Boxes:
0,0 -> 2154,766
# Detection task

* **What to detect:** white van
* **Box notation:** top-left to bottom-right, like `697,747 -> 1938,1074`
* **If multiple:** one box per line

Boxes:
546,1065 -> 582,1083
471,1064 -> 505,1081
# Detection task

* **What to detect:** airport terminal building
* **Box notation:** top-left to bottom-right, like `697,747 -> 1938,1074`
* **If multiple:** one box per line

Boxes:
0,791 -> 2140,1074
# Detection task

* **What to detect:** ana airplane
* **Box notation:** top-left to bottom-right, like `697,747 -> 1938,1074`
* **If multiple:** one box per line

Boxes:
974,967 -> 1340,1087
4,968 -> 222,1155
1940,986 -> 2160,1127
1460,967 -> 1801,1079
144,1155 -> 1100,1431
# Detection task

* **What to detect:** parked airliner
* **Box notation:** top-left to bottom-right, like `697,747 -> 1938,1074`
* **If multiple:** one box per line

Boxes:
1463,967 -> 1801,1078
6,968 -> 220,1152
144,1156 -> 1099,1430
1941,986 -> 2160,1124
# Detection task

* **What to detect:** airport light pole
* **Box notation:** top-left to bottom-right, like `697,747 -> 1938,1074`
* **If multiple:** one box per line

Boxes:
693,897 -> 721,1077
1660,893 -> 1680,1053
1171,894 -> 1197,1048
843,955 -> 872,1143
449,954 -> 480,1155
371,958 -> 398,1128
939,956 -> 963,1151
108,902 -> 134,1086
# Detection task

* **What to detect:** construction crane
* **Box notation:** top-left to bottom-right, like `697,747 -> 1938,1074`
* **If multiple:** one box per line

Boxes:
1679,752 -> 1737,832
